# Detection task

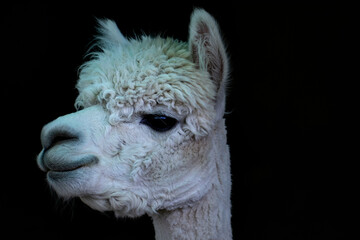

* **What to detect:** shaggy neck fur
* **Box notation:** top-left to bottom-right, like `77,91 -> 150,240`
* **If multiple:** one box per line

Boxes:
152,119 -> 231,240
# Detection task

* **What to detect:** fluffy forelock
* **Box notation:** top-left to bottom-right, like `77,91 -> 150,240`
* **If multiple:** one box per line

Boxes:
75,24 -> 218,136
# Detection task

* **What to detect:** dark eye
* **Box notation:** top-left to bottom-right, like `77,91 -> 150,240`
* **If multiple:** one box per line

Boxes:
140,114 -> 178,132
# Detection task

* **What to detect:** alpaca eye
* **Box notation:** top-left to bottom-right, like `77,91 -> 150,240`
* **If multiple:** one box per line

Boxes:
140,114 -> 178,132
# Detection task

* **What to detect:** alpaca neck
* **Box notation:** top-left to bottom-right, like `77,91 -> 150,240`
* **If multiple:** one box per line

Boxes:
151,186 -> 232,240
151,120 -> 232,240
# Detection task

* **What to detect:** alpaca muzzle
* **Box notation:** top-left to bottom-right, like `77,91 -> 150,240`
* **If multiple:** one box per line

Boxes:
37,110 -> 99,174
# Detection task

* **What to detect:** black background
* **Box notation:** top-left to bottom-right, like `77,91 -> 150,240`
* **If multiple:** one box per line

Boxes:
1,2 -> 353,239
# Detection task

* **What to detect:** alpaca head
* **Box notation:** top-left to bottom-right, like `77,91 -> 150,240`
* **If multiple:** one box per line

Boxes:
37,9 -> 229,218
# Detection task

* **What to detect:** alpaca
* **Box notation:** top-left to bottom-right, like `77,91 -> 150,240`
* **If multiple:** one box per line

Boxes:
37,9 -> 231,239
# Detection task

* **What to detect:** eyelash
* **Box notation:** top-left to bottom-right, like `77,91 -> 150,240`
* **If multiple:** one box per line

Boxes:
140,114 -> 178,132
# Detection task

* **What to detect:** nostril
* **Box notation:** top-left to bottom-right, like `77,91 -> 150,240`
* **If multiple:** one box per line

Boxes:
45,130 -> 79,150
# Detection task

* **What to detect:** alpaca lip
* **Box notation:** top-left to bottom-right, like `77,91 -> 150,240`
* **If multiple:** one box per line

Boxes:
45,155 -> 99,173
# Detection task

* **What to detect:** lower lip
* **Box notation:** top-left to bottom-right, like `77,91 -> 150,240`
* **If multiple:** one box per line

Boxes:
45,155 -> 99,174
47,168 -> 82,181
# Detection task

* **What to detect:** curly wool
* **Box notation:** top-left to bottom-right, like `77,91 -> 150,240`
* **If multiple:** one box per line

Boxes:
80,190 -> 156,218
75,22 -> 218,136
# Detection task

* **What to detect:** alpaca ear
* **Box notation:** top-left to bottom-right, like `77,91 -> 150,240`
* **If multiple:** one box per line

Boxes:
189,9 -> 229,121
96,19 -> 129,48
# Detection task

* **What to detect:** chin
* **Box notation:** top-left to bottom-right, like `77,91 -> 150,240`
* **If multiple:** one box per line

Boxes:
46,167 -> 96,199
79,189 -> 156,218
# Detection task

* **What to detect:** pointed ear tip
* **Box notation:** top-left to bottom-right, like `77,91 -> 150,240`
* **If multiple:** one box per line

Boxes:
189,8 -> 221,38
190,8 -> 216,24
95,18 -> 128,46
191,8 -> 211,18
96,17 -> 110,26
191,8 -> 208,15
96,18 -> 118,31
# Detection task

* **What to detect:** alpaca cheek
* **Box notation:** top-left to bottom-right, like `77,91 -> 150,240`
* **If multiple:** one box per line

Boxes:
149,140 -> 213,207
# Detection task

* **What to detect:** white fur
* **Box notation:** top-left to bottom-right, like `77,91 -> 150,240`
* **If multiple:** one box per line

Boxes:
37,9 -> 232,239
